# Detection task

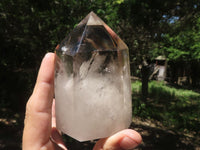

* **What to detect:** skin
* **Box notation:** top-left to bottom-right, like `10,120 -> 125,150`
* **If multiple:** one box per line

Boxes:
22,53 -> 142,150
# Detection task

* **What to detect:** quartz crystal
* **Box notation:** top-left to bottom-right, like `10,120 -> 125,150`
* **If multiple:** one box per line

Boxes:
55,11 -> 132,142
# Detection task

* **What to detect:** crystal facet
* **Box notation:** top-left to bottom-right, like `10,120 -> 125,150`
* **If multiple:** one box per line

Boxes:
55,12 -> 132,142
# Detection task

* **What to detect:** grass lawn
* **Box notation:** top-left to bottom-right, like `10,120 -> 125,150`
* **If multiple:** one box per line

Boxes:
132,80 -> 200,134
131,81 -> 200,149
0,80 -> 199,150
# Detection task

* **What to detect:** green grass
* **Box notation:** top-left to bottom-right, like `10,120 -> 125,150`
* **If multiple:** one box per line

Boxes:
132,80 -> 200,133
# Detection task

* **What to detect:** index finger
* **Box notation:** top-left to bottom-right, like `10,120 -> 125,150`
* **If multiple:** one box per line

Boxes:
23,53 -> 55,148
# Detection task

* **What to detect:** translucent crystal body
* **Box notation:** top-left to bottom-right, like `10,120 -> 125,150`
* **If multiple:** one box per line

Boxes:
55,12 -> 132,142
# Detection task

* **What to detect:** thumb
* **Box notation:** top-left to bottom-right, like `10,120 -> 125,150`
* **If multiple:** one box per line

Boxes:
94,129 -> 142,150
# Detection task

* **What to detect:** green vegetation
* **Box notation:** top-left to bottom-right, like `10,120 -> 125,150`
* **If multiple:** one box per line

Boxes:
132,81 -> 200,133
0,0 -> 200,109
0,0 -> 200,149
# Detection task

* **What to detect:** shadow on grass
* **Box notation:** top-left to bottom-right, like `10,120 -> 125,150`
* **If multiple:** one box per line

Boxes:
0,80 -> 200,150
132,81 -> 200,149
131,122 -> 197,150
0,108 -> 24,150
132,81 -> 200,132
0,106 -> 199,150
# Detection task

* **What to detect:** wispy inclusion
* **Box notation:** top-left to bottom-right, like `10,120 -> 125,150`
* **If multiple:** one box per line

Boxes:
55,12 -> 132,142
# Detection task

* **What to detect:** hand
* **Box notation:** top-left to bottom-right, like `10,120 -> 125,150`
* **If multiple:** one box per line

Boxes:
22,53 -> 142,150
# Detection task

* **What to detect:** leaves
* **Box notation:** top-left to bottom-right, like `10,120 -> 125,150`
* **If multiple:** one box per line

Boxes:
0,0 -> 200,109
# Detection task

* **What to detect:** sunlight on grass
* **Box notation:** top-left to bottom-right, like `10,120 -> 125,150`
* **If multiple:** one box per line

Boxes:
131,80 -> 200,133
131,80 -> 141,94
148,81 -> 200,101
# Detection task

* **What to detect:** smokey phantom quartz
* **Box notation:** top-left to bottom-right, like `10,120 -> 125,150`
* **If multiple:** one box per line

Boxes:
55,11 -> 132,142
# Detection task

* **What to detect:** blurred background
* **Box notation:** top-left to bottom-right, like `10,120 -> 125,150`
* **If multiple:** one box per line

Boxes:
0,0 -> 199,149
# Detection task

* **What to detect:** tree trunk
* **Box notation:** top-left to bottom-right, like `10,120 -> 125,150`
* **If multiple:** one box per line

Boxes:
141,65 -> 150,101
191,60 -> 200,88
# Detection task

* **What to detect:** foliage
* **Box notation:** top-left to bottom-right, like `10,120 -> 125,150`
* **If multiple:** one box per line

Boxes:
153,15 -> 200,62
0,0 -> 124,110
150,4 -> 200,62
0,0 -> 200,107
0,1 -> 200,148
132,81 -> 200,133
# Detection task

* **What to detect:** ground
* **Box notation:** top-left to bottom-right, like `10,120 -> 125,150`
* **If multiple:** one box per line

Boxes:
0,108 -> 199,150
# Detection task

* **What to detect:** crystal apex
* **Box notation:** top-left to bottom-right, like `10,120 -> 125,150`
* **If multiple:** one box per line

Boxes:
57,11 -> 128,56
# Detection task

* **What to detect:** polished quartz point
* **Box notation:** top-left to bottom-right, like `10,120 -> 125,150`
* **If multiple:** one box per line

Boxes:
55,11 -> 132,142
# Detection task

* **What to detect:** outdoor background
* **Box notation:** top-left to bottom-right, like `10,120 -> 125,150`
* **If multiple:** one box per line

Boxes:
0,0 -> 200,149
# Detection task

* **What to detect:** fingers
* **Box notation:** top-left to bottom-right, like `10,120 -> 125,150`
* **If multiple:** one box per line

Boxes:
32,52 -> 55,113
52,99 -> 56,127
93,129 -> 142,150
51,127 -> 68,150
51,100 -> 68,150
23,53 -> 55,149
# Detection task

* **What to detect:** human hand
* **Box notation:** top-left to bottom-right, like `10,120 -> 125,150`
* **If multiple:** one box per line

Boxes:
22,53 -> 142,150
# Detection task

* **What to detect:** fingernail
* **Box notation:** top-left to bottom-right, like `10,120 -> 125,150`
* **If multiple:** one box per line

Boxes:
120,136 -> 138,149
44,53 -> 52,58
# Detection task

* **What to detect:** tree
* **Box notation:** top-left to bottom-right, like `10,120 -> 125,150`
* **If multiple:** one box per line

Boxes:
152,9 -> 200,86
117,0 -> 200,98
0,0 -> 126,110
1,0 -> 200,109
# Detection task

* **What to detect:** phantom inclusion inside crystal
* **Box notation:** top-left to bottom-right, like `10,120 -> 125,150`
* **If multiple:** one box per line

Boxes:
55,11 -> 132,142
